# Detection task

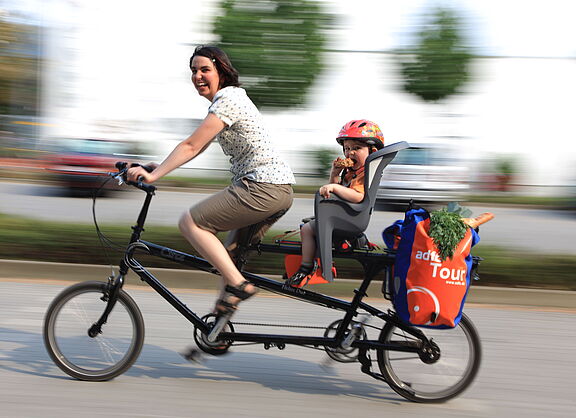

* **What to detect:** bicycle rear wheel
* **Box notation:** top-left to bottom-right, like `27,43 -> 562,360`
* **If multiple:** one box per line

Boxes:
377,313 -> 481,403
43,281 -> 144,381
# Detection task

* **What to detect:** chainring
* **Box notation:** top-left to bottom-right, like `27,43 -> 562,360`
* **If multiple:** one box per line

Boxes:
194,313 -> 235,356
323,319 -> 367,363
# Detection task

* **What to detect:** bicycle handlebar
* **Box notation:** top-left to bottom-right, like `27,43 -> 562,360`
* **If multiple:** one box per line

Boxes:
113,161 -> 156,193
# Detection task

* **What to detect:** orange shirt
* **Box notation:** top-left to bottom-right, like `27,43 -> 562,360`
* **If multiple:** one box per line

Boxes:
341,166 -> 365,196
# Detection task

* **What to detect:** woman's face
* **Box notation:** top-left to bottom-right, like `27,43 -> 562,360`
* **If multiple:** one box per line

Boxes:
190,55 -> 221,101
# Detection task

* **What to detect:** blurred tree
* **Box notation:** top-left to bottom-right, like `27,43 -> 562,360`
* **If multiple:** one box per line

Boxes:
310,146 -> 338,178
213,0 -> 331,109
0,12 -> 40,116
396,6 -> 473,103
495,156 -> 517,192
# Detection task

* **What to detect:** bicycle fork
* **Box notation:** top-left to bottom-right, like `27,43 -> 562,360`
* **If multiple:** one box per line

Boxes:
88,274 -> 124,337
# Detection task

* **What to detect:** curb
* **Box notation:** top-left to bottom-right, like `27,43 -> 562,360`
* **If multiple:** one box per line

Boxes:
1,259 -> 574,309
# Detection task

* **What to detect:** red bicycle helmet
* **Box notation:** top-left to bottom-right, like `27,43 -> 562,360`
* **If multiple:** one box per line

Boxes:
336,119 -> 384,150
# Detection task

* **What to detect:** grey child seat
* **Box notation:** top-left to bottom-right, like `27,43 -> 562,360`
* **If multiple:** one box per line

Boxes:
314,141 -> 409,282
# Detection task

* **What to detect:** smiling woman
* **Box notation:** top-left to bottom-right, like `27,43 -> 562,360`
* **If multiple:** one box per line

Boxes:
125,45 -> 295,317
189,46 -> 241,101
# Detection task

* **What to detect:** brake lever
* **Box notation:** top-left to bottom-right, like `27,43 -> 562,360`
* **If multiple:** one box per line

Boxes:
111,162 -> 156,193
108,168 -> 128,186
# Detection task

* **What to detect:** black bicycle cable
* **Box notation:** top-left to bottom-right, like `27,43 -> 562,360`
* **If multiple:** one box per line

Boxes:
92,174 -> 124,278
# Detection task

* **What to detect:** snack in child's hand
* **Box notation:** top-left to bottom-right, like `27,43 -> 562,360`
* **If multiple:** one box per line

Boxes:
334,157 -> 354,169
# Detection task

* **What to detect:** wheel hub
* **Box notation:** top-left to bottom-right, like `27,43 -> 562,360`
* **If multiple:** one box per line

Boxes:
418,339 -> 441,364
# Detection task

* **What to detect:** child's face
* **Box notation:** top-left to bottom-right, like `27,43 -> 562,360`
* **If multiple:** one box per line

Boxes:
342,139 -> 371,170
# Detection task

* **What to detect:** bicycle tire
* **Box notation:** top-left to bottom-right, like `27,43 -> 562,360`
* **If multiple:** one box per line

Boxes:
43,281 -> 145,381
377,313 -> 481,403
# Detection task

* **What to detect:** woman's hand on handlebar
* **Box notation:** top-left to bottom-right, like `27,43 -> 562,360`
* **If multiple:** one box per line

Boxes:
127,163 -> 158,184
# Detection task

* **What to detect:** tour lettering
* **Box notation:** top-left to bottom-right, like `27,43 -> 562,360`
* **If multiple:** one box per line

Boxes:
430,262 -> 466,281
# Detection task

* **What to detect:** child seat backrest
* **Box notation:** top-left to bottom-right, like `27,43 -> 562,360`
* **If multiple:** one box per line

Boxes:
314,141 -> 409,282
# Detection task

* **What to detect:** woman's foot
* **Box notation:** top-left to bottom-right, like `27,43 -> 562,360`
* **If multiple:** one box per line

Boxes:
213,281 -> 258,315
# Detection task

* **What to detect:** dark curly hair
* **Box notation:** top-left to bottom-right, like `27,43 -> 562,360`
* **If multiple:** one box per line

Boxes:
190,45 -> 240,89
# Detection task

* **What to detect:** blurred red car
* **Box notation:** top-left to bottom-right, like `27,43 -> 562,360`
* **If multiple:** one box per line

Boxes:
46,138 -> 136,195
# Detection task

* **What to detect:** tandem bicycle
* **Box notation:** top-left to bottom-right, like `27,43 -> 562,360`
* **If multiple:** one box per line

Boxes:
43,142 -> 483,403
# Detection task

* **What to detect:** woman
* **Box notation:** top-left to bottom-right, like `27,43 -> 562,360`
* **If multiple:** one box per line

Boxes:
127,46 -> 295,314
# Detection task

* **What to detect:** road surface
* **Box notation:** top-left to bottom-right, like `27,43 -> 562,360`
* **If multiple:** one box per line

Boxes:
0,279 -> 574,417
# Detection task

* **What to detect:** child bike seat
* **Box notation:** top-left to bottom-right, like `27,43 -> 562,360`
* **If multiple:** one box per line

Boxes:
314,141 -> 409,282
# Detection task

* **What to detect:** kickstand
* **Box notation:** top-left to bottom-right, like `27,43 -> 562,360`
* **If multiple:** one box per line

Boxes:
358,348 -> 388,383
358,347 -> 372,374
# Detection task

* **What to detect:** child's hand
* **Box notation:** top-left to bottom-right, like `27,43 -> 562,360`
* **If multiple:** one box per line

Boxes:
319,184 -> 336,198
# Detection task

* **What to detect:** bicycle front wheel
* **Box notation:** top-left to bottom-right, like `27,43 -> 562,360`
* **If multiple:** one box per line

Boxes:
377,313 -> 481,403
43,281 -> 144,381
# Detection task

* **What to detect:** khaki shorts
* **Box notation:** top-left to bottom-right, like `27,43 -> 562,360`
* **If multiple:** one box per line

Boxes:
190,178 -> 293,252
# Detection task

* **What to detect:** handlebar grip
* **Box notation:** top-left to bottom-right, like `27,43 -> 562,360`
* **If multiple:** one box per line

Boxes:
130,163 -> 155,173
113,161 -> 156,193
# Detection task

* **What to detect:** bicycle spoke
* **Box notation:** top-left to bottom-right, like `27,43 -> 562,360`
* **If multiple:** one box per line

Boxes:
377,313 -> 481,402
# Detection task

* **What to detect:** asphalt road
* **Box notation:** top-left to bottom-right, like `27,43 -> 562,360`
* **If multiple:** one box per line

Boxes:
2,181 -> 576,254
0,280 -> 574,417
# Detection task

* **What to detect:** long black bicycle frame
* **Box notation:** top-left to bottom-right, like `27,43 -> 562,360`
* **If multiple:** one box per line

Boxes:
99,183 -> 428,353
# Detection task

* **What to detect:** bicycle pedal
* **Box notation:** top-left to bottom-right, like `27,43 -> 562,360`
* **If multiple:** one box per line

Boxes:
180,347 -> 205,364
319,356 -> 337,373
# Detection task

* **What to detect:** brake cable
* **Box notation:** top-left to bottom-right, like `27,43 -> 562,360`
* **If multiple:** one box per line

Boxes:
91,173 -> 125,278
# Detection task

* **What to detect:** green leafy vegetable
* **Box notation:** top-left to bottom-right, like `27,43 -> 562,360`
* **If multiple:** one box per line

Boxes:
429,208 -> 468,261
447,201 -> 472,218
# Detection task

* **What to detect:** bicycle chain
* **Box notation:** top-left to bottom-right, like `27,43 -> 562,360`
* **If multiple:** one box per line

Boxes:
230,321 -> 380,331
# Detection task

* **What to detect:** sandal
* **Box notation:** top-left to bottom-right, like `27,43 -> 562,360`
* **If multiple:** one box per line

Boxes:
285,262 -> 318,287
285,270 -> 311,287
214,281 -> 258,315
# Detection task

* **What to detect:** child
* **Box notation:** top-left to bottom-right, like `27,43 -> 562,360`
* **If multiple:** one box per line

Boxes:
286,119 -> 385,286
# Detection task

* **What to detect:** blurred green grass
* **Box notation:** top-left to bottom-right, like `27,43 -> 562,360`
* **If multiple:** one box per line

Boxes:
0,212 -> 574,290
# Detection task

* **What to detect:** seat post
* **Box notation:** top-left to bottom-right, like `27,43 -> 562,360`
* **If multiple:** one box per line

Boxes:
232,223 -> 259,271
231,209 -> 289,272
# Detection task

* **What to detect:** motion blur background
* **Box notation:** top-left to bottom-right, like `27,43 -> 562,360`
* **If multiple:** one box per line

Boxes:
1,0 -> 575,202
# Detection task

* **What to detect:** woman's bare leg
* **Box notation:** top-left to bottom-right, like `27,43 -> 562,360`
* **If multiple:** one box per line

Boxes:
179,211 -> 261,314
179,211 -> 247,289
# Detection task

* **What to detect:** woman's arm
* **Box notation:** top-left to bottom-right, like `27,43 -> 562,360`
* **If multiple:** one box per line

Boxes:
127,113 -> 225,183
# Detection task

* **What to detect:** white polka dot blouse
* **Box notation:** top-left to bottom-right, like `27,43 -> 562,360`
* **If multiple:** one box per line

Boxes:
209,86 -> 295,185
